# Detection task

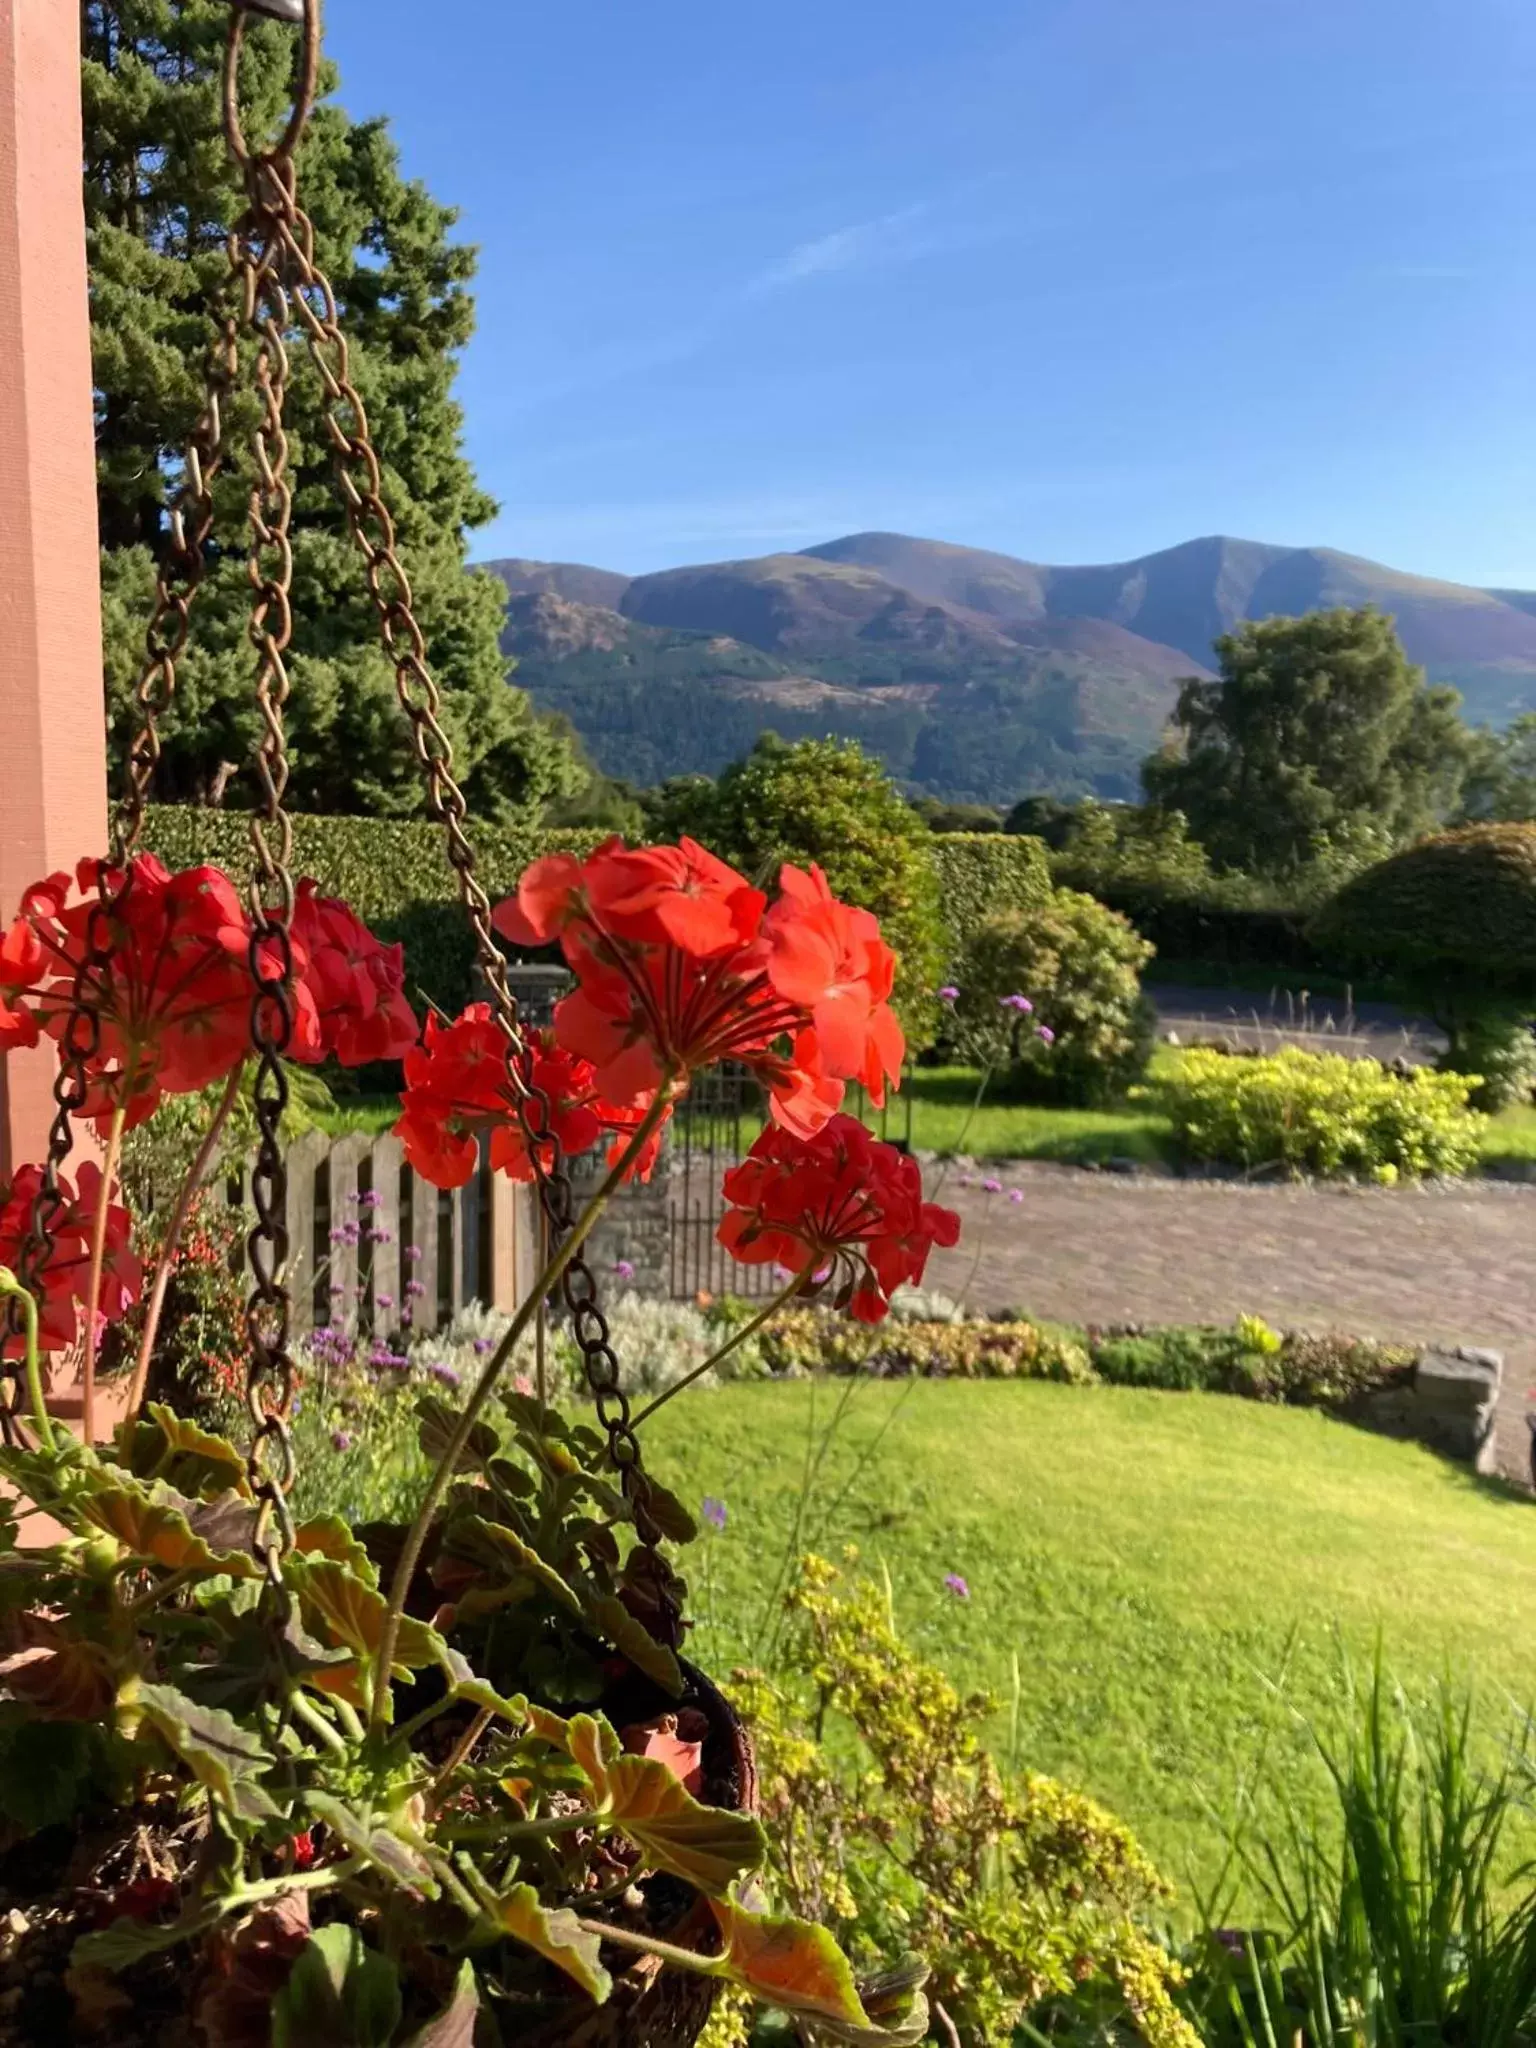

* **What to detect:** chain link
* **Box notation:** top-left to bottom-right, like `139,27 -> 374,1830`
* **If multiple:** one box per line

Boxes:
252,139 -> 660,1547
229,152 -> 301,1587
112,303 -> 240,865
0,874 -> 121,1440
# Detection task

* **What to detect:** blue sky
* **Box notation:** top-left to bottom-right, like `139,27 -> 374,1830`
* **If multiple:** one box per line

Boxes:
324,0 -> 1536,584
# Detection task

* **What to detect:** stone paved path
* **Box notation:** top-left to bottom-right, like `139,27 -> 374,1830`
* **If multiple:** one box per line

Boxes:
921,1164 -> 1536,1482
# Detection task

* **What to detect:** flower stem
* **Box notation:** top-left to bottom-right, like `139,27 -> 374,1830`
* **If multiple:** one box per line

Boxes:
125,1062 -> 245,1424
629,1269 -> 805,1432
370,1082 -> 675,1732
0,1268 -> 55,1452
574,1916 -> 723,1978
81,1096 -> 130,1446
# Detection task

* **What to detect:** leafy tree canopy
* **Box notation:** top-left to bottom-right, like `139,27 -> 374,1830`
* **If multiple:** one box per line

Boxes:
1458,713 -> 1536,825
86,0 -> 580,822
652,735 -> 947,1042
1142,608 -> 1470,877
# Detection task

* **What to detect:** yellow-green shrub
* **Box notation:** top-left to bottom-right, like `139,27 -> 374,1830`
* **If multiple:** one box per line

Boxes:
757,1309 -> 1094,1383
1145,1047 -> 1485,1181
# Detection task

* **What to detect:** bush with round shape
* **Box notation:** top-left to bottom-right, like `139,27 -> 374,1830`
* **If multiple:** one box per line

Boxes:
950,888 -> 1156,1105
1314,824 -> 1536,1109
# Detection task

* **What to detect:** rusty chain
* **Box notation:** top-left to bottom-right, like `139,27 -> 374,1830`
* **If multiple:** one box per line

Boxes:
230,19 -> 661,1552
227,144 -> 302,1587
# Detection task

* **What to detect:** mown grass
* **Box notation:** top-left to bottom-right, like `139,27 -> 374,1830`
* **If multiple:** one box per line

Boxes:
307,1060 -> 1536,1167
646,1380 -> 1536,1897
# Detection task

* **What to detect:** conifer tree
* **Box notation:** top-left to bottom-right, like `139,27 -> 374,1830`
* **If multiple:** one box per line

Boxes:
84,0 -> 578,820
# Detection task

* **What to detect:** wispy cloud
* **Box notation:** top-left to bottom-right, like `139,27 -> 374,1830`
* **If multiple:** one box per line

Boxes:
746,205 -> 932,294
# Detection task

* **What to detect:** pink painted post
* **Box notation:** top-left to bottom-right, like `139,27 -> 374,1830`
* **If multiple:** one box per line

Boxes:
0,0 -> 108,1181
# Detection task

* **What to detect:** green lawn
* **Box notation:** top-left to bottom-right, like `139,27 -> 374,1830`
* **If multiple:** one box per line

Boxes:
646,1380 -> 1536,1898
309,1061 -> 1536,1169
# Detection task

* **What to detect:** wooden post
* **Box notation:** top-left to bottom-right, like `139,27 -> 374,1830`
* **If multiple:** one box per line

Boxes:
0,0 -> 107,1179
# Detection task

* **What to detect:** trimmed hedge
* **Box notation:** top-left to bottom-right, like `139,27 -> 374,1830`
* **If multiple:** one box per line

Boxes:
1080,878 -> 1316,972
1313,823 -> 1536,987
143,807 -> 607,1015
928,833 -> 1051,957
141,808 -> 1053,1013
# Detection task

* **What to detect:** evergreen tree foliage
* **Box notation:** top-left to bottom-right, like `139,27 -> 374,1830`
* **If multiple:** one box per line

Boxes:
1142,608 -> 1470,876
85,0 -> 579,820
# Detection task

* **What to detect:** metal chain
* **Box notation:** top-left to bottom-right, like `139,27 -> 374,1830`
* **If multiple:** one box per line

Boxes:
0,879 -> 119,1441
112,304 -> 240,865
253,134 -> 659,1545
0,256 -> 240,1427
230,152 -> 301,1583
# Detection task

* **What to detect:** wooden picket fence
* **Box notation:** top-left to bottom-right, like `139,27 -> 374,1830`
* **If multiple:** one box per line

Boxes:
224,1130 -> 533,1339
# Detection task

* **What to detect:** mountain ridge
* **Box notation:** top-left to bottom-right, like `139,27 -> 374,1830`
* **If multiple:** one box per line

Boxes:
483,533 -> 1536,803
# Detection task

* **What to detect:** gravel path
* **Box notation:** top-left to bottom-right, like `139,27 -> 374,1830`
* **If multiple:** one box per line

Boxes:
921,1164 -> 1536,1483
1146,982 -> 1443,1063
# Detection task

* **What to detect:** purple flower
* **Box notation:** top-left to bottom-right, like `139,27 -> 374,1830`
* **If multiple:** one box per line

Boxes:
982,1177 -> 1002,1195
999,993 -> 1034,1014
614,1259 -> 636,1281
406,1245 -> 422,1263
771,1261 -> 794,1282
1008,1188 -> 1024,1204
944,1572 -> 970,1600
1036,1025 -> 1055,1046
360,1190 -> 381,1210
369,1226 -> 394,1245
957,1174 -> 975,1188
430,1361 -> 462,1388
938,985 -> 960,1003
331,1429 -> 354,1454
405,1278 -> 425,1298
702,1496 -> 727,1532
329,1283 -> 345,1297
376,1292 -> 395,1310
472,1337 -> 494,1355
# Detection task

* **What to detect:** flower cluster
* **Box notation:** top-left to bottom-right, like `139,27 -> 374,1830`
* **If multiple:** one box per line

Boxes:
492,838 -> 904,1138
718,1115 -> 961,1323
0,857 -> 419,1130
395,1005 -> 665,1189
0,1162 -> 140,1360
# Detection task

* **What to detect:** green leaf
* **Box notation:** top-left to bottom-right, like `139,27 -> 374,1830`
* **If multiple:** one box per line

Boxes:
0,1720 -> 95,1833
272,1925 -> 403,2048
582,1591 -> 683,1697
133,1681 -> 278,1821
564,1714 -> 763,1896
448,1514 -> 583,1616
286,1554 -> 447,1712
707,1894 -> 872,2029
417,1394 -> 500,1472
293,1514 -> 380,1586
440,1646 -> 527,1725
491,1884 -> 611,2002
135,1406 -> 253,1499
633,1476 -> 699,1544
304,1790 -> 439,1894
78,1477 -> 260,1579
401,1961 -> 479,2048
73,1911 -> 209,1973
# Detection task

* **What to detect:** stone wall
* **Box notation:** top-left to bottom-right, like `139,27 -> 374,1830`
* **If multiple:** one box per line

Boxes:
1362,1345 -> 1504,1473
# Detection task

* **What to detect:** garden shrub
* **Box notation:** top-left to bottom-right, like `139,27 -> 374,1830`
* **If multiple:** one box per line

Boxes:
950,888 -> 1156,1105
1049,800 -> 1215,895
928,831 -> 1051,956
1088,1318 -> 1414,1408
648,736 -> 948,1043
731,1555 -> 1197,2048
757,1308 -> 1094,1384
1146,1046 -> 1485,1181
144,805 -> 607,1015
1314,824 -> 1536,1109
97,1201 -> 248,1430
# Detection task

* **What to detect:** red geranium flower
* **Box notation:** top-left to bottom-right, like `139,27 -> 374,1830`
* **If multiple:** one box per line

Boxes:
0,857 -> 274,1129
290,881 -> 418,1067
0,1161 -> 142,1360
394,1004 -> 666,1189
717,1115 -> 960,1322
491,840 -> 903,1137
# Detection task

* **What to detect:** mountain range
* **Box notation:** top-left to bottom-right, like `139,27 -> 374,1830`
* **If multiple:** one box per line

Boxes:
483,534 -> 1536,804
